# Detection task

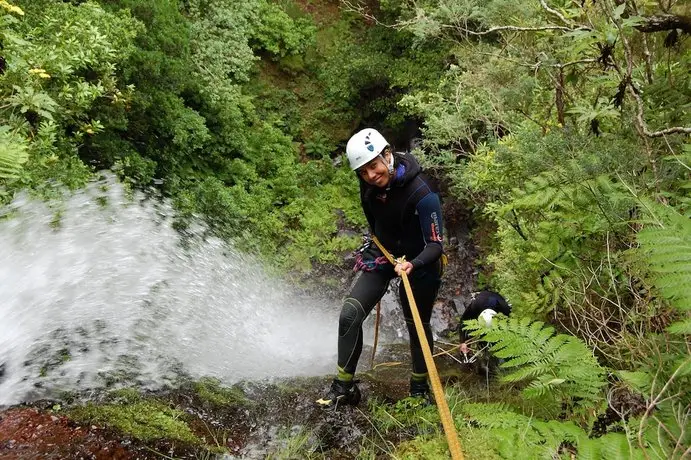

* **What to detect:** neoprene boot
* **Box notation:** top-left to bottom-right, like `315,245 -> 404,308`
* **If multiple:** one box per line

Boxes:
316,379 -> 361,408
409,377 -> 430,399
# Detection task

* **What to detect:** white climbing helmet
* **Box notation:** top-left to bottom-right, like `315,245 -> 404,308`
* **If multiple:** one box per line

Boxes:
478,309 -> 498,327
346,128 -> 389,171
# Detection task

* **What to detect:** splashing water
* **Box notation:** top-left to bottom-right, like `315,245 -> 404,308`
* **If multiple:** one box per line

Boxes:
0,175 -> 346,406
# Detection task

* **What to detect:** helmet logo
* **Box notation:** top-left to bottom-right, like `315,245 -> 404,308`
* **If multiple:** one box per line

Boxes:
365,132 -> 374,151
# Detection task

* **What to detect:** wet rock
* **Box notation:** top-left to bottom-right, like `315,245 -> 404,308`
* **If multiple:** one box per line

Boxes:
431,299 -> 459,337
0,407 -> 135,459
0,353 -> 477,460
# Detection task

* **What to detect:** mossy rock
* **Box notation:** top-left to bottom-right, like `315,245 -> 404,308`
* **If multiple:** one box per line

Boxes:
69,393 -> 198,444
395,435 -> 451,459
193,377 -> 251,408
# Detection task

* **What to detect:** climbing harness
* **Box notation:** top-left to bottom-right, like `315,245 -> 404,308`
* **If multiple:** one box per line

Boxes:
370,236 -> 464,460
353,237 -> 389,273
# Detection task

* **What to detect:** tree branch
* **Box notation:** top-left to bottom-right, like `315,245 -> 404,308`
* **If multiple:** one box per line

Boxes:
453,24 -> 583,35
637,359 -> 691,454
629,84 -> 691,138
616,13 -> 691,139
644,126 -> 691,137
635,14 -> 691,34
556,58 -> 598,68
340,0 -> 400,29
540,0 -> 573,27
556,67 -> 565,126
509,210 -> 528,241
341,0 -> 588,36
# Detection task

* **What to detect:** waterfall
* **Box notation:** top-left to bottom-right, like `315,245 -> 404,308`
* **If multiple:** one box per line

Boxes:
0,175 -> 345,405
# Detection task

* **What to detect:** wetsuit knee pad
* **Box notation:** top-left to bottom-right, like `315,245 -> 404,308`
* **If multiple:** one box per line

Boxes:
339,298 -> 365,337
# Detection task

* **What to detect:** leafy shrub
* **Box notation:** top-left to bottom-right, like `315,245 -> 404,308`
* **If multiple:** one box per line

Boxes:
1,0 -> 140,200
251,2 -> 316,58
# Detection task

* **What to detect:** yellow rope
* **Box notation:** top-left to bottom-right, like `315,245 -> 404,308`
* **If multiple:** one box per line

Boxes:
371,236 -> 464,460
370,301 -> 381,369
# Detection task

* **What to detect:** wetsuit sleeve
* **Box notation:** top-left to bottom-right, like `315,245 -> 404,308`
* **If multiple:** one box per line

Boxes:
410,192 -> 443,268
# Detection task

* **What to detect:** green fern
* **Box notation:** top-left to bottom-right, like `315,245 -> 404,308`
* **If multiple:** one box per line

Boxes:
637,202 -> 691,335
461,403 -> 578,458
617,361 -> 690,459
0,126 -> 28,179
492,167 -> 636,316
461,403 -> 645,459
466,317 -> 607,416
576,432 -> 645,460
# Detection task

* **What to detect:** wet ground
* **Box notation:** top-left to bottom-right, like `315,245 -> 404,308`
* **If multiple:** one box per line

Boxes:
0,406 -> 135,459
0,344 -> 480,459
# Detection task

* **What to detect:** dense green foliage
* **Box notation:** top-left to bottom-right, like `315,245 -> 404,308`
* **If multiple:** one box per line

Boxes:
1,0 -> 689,457
356,0 -> 690,457
0,0 -> 365,271
0,0 -> 139,198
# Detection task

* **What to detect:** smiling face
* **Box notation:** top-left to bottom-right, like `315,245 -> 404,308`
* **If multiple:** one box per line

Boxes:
357,150 -> 392,188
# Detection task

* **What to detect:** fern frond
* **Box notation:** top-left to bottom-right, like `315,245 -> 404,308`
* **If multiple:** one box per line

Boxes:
539,334 -> 570,359
667,318 -> 691,334
576,436 -> 599,460
574,432 -> 644,460
474,317 -> 607,414
502,364 -> 548,382
638,202 -> 691,334
463,403 -> 589,457
461,403 -> 527,429
0,126 -> 29,179
463,402 -> 651,458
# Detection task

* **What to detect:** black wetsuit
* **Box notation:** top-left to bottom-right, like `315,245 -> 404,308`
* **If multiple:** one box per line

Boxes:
338,152 -> 444,376
459,291 -> 511,342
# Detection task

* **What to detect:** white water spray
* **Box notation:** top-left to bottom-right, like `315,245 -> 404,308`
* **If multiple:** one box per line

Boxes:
0,175 -> 342,406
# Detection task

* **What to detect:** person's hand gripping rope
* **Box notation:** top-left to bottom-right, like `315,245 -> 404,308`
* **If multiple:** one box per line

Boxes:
394,256 -> 413,276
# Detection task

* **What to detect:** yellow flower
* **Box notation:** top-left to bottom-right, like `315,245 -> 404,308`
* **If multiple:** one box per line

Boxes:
29,69 -> 51,79
0,1 -> 24,16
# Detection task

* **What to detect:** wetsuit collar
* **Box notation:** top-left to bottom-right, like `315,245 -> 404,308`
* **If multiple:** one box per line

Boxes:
392,163 -> 406,186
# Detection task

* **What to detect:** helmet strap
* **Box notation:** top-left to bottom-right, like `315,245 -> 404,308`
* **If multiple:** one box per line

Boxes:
380,150 -> 394,190
381,149 -> 394,175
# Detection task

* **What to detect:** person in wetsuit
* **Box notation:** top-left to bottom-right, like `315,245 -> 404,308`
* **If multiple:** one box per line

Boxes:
458,290 -> 511,375
316,128 -> 444,408
459,290 -> 512,350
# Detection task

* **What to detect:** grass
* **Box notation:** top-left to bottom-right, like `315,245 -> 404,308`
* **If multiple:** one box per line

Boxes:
266,426 -> 317,460
360,379 -> 541,460
367,396 -> 441,436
